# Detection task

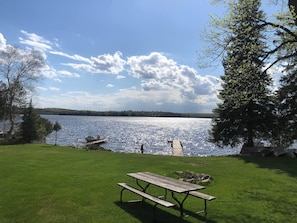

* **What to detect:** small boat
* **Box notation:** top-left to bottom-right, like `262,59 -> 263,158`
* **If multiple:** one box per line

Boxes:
85,135 -> 107,150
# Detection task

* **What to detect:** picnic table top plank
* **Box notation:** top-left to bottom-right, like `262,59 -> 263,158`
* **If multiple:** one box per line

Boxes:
141,172 -> 205,190
127,172 -> 204,193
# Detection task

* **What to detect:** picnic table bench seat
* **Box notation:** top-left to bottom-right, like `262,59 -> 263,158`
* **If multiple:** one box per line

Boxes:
118,183 -> 175,219
189,191 -> 216,214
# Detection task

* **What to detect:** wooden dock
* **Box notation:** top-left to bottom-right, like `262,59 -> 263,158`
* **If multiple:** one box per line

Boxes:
172,140 -> 183,156
85,139 -> 107,146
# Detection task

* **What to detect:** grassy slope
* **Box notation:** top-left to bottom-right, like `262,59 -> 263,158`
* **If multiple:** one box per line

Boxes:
0,144 -> 296,223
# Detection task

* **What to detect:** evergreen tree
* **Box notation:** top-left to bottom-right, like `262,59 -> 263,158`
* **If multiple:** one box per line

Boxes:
209,0 -> 275,148
259,2 -> 297,147
275,25 -> 297,146
275,69 -> 297,147
21,100 -> 37,143
20,100 -> 53,143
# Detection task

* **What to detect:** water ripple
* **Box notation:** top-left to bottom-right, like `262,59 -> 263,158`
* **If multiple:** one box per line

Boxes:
44,115 -> 240,156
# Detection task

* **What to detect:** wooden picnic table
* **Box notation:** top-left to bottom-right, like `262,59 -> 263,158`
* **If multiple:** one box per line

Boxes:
127,171 -> 205,217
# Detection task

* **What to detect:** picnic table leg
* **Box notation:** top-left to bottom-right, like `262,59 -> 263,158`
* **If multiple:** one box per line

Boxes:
171,191 -> 189,218
136,180 -> 151,201
120,188 -> 125,202
136,179 -> 151,192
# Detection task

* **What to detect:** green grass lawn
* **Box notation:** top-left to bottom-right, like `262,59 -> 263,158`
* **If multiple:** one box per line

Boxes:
0,144 -> 296,223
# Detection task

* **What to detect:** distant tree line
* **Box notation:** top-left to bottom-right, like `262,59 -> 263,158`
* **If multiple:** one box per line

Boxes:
35,108 -> 216,118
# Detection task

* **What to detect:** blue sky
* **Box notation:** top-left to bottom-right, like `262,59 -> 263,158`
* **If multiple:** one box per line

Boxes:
0,0 -> 282,113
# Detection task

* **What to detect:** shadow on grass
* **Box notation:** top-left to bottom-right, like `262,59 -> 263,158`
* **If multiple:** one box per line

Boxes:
115,201 -> 184,223
237,155 -> 297,178
115,201 -> 216,223
182,209 -> 217,223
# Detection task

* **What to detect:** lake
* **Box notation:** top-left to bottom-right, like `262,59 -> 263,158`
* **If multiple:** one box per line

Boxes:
44,115 -> 240,156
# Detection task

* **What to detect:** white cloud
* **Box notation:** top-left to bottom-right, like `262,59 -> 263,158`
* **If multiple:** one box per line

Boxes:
40,65 -> 58,78
141,80 -> 166,91
0,33 -> 7,51
50,51 -> 90,63
34,50 -> 221,112
62,63 -> 91,72
117,75 -> 126,79
49,87 -> 60,91
127,52 -> 221,103
19,30 -> 52,56
128,52 -> 177,79
35,83 -> 219,113
36,86 -> 48,91
90,51 -> 126,74
59,70 -> 80,78
36,86 -> 61,92
61,51 -> 126,75
34,91 -> 109,109
54,78 -> 62,83
106,84 -> 114,88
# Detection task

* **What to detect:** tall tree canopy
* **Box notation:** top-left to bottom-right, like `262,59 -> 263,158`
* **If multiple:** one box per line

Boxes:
0,45 -> 45,136
209,0 -> 275,147
271,0 -> 297,146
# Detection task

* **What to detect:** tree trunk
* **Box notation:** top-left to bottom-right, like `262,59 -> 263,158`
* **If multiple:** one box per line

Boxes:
8,106 -> 14,136
246,100 -> 254,147
55,131 -> 57,145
